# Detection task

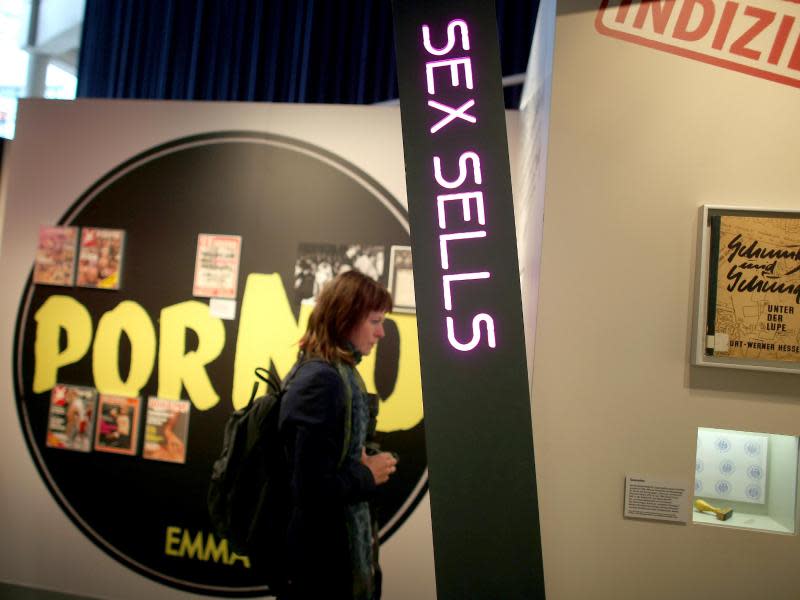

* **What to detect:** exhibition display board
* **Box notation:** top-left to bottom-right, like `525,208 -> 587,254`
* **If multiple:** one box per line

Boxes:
0,100 -> 450,599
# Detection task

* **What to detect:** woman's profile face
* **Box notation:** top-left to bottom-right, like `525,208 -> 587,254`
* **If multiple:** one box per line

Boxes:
348,310 -> 387,356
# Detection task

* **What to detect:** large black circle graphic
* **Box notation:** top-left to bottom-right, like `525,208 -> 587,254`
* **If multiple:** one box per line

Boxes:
14,132 -> 427,596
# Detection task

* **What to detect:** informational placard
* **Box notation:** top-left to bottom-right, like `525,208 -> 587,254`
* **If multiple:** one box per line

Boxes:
393,0 -> 544,597
695,429 -> 768,504
209,298 -> 237,320
624,475 -> 690,523
192,234 -> 242,299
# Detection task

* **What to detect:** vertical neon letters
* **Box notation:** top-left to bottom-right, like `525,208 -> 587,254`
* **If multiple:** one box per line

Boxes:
422,19 -> 496,352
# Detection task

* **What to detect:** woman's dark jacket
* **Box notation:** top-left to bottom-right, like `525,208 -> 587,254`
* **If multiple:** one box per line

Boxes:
278,359 -> 376,598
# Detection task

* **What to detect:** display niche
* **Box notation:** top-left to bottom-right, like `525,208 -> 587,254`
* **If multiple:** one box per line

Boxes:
694,427 -> 799,534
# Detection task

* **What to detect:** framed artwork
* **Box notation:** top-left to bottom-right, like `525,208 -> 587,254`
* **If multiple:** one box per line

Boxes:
693,205 -> 800,373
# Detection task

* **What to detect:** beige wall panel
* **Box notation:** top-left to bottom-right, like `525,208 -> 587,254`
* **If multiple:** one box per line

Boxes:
534,2 -> 800,599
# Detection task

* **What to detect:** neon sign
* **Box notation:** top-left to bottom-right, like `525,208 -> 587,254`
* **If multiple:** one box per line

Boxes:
392,1 -> 545,595
422,19 -> 496,352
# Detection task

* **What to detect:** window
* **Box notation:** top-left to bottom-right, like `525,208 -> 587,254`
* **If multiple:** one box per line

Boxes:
0,0 -> 81,139
0,0 -> 30,139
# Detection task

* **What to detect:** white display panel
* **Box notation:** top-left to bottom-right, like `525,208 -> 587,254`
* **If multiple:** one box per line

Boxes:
695,429 -> 768,504
694,428 -> 799,535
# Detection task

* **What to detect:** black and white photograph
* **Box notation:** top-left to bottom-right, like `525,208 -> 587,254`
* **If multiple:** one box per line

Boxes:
294,242 -> 385,304
388,245 -> 415,313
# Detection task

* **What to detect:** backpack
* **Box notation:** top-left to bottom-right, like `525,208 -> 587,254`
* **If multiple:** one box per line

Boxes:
207,360 -> 352,588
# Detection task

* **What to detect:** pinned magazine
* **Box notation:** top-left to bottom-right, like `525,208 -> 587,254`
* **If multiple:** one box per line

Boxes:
33,225 -> 78,286
76,227 -> 126,290
94,394 -> 142,456
143,397 -> 191,464
45,384 -> 98,452
193,234 -> 242,299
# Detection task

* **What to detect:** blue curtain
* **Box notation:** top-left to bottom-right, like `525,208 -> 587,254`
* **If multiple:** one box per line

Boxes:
78,0 -> 537,108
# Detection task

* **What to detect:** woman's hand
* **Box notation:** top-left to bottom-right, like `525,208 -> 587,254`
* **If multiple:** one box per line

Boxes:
361,448 -> 398,485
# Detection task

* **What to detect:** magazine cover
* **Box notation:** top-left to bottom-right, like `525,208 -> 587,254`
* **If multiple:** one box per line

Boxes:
143,397 -> 191,464
76,227 -> 125,289
388,245 -> 415,313
94,394 -> 142,456
192,233 -> 242,298
293,242 -> 385,304
33,225 -> 78,286
707,215 -> 800,363
45,384 -> 98,452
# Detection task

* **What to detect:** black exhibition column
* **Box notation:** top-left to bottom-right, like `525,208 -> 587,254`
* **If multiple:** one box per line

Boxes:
392,1 -> 545,598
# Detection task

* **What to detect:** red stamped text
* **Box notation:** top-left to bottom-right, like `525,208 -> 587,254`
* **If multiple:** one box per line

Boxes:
596,0 -> 800,89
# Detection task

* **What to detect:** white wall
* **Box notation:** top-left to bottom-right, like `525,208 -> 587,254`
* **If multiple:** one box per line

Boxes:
517,0 -> 556,393
531,2 -> 800,599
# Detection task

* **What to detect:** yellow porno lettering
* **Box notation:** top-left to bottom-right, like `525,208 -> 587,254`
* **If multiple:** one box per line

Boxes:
33,296 -> 93,393
92,300 -> 156,397
157,300 -> 225,410
30,276 -> 424,430
32,296 -> 225,411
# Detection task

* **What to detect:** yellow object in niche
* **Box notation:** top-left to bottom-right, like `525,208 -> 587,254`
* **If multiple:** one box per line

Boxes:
694,498 -> 733,521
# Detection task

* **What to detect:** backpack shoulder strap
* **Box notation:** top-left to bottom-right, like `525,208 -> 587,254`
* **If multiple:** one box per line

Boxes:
251,358 -> 312,404
333,362 -> 353,468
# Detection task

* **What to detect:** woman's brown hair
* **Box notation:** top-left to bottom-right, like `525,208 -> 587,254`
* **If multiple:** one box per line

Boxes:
299,270 -> 393,364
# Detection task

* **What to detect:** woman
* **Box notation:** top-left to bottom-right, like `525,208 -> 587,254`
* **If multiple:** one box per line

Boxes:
279,270 -> 398,600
